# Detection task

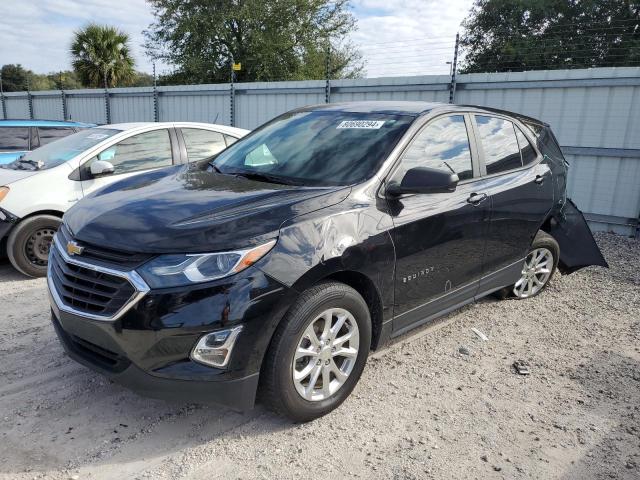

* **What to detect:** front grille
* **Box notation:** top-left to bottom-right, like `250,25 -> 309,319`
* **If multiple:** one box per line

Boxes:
49,244 -> 136,317
57,224 -> 152,269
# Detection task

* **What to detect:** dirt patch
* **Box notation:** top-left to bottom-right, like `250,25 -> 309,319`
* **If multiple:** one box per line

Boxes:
0,232 -> 638,480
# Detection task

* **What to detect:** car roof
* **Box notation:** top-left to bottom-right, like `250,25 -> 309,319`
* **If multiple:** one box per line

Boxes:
0,119 -> 96,127
101,122 -> 249,136
304,101 -> 445,116
300,101 -> 548,126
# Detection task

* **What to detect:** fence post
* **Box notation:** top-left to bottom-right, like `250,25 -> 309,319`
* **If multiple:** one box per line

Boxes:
103,71 -> 111,124
229,60 -> 236,127
449,33 -> 460,104
325,41 -> 331,103
27,92 -> 34,119
61,90 -> 68,121
0,73 -> 6,119
153,62 -> 159,122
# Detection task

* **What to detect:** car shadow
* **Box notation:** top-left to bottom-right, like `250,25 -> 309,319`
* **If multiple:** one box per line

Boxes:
0,258 -> 32,282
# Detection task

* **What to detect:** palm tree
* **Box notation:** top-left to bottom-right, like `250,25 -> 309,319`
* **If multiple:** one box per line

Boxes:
71,24 -> 135,88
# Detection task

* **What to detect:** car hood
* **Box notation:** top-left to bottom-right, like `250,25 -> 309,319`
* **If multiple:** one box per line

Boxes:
64,166 -> 350,253
0,166 -> 40,184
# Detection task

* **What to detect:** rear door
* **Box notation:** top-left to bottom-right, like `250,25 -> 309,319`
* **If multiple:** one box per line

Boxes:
472,114 -> 554,294
80,127 -> 176,197
179,128 -> 228,164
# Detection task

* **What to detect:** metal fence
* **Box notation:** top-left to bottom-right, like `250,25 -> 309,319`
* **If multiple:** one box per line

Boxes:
2,67 -> 639,236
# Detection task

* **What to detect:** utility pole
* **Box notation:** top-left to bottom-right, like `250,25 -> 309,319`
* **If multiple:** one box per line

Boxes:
449,33 -> 460,104
153,62 -> 159,122
0,72 -> 6,120
325,40 -> 331,103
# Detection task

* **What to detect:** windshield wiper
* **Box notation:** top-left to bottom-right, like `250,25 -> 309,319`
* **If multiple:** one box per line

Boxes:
230,170 -> 299,186
209,162 -> 223,174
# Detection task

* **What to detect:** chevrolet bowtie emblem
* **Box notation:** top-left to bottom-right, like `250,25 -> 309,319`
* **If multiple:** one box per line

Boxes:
66,241 -> 85,256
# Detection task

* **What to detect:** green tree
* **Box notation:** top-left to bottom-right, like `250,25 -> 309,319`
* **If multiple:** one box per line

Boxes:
144,0 -> 363,84
460,0 -> 640,73
71,24 -> 135,87
0,64 -> 30,91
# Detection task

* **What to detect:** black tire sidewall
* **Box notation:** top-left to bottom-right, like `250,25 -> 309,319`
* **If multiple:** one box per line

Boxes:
7,215 -> 61,278
268,283 -> 371,422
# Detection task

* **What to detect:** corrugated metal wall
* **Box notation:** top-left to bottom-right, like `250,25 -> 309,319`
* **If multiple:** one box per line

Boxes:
2,67 -> 638,235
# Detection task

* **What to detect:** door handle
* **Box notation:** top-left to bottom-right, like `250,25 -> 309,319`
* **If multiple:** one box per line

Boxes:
534,175 -> 545,185
467,192 -> 488,206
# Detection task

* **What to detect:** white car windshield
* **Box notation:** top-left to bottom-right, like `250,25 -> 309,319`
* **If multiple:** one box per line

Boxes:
3,128 -> 120,171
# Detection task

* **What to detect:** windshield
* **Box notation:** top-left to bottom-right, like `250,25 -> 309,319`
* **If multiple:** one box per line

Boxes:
213,111 -> 414,186
3,128 -> 120,170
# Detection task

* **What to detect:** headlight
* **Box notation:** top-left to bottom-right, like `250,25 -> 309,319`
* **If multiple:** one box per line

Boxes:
0,186 -> 9,203
138,239 -> 276,288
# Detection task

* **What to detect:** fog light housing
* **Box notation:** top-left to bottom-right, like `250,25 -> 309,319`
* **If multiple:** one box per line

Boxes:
190,326 -> 243,368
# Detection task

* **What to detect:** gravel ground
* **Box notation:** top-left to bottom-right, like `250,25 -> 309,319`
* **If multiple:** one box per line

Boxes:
0,232 -> 638,480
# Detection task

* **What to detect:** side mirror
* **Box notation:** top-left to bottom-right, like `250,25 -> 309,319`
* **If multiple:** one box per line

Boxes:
387,167 -> 459,196
90,160 -> 115,177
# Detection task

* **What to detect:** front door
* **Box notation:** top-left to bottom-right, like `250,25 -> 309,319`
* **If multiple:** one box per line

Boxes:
386,114 -> 490,334
80,128 -> 175,197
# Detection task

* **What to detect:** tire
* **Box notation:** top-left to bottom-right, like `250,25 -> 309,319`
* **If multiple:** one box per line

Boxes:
7,214 -> 61,278
498,231 -> 559,300
260,281 -> 372,422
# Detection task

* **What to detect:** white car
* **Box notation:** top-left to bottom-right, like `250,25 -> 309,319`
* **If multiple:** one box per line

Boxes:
0,122 -> 248,277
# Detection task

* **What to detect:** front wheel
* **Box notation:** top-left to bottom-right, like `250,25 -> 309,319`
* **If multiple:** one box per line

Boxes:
7,214 -> 61,278
260,282 -> 371,422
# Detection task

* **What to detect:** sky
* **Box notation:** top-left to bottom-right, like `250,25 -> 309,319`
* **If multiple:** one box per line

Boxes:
0,0 -> 474,78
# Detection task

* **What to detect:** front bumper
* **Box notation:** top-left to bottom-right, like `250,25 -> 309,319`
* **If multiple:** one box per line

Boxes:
51,310 -> 260,409
48,252 -> 295,410
0,208 -> 19,256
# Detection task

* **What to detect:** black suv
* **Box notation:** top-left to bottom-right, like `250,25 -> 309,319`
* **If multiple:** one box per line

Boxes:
48,102 -> 607,421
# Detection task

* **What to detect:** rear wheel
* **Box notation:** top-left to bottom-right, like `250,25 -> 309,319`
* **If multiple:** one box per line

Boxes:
7,214 -> 61,278
500,231 -> 559,300
260,282 -> 371,422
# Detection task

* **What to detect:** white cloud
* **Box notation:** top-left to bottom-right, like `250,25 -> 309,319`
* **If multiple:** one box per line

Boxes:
0,0 -> 160,74
351,0 -> 474,77
1,0 -> 474,78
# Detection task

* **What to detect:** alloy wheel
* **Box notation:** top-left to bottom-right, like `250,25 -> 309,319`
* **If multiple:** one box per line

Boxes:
513,247 -> 554,298
292,308 -> 360,402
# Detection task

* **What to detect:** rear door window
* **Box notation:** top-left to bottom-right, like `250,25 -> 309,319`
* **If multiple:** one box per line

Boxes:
181,128 -> 227,162
36,127 -> 76,147
0,127 -> 29,151
475,116 -> 522,174
399,115 -> 474,181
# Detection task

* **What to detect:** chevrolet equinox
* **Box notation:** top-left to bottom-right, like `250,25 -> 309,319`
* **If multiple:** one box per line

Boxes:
47,102 -> 607,422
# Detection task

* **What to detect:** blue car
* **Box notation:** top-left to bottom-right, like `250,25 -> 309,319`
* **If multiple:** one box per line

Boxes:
0,119 -> 96,164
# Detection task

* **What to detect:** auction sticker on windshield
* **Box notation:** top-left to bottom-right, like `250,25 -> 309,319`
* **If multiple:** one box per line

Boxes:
337,120 -> 386,129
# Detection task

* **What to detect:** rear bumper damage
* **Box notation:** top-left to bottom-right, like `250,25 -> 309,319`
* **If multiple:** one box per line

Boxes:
550,199 -> 609,274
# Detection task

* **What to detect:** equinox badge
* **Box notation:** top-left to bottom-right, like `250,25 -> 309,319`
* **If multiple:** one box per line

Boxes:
66,241 -> 84,256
